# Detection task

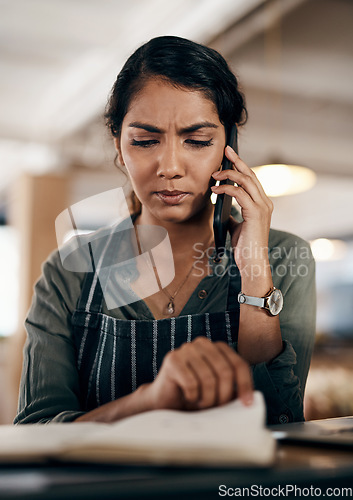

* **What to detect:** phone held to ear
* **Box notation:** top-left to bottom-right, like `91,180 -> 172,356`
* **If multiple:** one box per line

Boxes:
213,125 -> 238,262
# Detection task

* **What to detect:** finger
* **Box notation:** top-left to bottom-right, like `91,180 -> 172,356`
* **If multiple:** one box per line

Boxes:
211,181 -> 272,217
161,351 -> 200,404
215,342 -> 254,406
181,342 -> 218,408
164,347 -> 218,408
224,146 -> 256,178
211,184 -> 255,214
192,337 -> 235,406
224,146 -> 272,206
212,169 -> 264,205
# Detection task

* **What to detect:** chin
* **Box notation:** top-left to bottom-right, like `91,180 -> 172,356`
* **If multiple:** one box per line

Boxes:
157,209 -> 189,224
144,204 -> 187,224
159,207 -> 209,226
143,194 -> 211,225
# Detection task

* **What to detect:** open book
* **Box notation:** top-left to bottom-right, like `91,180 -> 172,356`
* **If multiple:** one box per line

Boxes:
0,392 -> 275,467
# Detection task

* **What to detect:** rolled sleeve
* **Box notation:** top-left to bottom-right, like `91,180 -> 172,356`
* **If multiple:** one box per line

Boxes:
256,229 -> 317,424
253,341 -> 304,424
14,250 -> 86,424
269,230 -> 316,399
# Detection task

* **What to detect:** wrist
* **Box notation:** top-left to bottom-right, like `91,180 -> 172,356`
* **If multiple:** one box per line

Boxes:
240,279 -> 273,297
239,261 -> 273,296
136,383 -> 155,412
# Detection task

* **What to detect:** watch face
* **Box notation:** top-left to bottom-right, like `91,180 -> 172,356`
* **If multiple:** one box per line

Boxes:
268,289 -> 283,315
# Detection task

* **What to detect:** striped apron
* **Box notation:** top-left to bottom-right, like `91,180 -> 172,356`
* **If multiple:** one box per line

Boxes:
71,254 -> 241,413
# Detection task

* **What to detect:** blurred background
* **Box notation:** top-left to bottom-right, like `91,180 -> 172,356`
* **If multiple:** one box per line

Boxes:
0,0 -> 352,424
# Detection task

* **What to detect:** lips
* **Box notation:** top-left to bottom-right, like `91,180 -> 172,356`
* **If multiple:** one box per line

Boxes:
155,190 -> 189,205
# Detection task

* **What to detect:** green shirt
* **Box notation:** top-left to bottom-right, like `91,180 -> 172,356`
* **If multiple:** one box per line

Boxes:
15,225 -> 316,425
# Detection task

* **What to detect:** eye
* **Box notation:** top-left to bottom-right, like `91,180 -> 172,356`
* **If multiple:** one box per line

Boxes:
185,139 -> 213,148
131,139 -> 159,148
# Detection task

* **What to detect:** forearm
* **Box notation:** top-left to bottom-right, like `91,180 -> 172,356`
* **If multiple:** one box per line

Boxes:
74,383 -> 153,423
237,259 -> 282,365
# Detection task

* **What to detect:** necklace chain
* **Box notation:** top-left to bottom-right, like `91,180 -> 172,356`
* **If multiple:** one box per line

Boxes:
160,262 -> 196,315
134,222 -> 213,316
159,235 -> 214,315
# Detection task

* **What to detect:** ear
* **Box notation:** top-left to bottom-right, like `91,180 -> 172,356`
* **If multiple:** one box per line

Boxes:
113,137 -> 125,166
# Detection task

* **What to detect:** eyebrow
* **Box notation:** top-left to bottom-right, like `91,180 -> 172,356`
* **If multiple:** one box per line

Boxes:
128,121 -> 219,134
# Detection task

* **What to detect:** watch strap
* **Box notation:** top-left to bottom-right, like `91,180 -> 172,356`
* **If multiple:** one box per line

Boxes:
238,292 -> 266,308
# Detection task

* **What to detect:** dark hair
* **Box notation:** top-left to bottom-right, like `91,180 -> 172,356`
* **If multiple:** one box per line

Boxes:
105,35 -> 247,139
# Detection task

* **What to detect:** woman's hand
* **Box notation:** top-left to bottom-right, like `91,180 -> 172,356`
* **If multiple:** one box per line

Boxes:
211,145 -> 273,275
75,337 -> 253,423
145,336 -> 253,411
211,146 -> 282,365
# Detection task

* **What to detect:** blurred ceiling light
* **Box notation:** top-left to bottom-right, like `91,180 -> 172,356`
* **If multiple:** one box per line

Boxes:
257,10 -> 317,199
252,164 -> 317,197
310,238 -> 347,262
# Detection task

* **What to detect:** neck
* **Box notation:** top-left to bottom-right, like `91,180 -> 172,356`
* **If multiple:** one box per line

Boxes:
136,203 -> 214,255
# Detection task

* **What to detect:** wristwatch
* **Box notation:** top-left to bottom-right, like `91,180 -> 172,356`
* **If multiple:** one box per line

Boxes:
238,287 -> 283,316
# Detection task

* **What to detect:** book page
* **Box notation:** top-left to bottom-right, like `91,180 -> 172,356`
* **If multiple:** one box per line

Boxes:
0,392 -> 275,467
0,422 -> 109,462
61,392 -> 275,466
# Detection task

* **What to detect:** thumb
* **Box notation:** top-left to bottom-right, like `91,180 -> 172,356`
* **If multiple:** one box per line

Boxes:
227,215 -> 242,247
227,215 -> 240,235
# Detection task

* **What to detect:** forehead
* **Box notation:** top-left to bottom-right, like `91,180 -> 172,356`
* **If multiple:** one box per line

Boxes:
124,78 -> 221,125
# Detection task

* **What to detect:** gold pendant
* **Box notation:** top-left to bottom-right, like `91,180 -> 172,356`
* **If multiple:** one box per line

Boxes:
166,300 -> 175,315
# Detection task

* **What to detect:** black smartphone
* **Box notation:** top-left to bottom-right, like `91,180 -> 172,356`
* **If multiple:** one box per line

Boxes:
213,125 -> 238,262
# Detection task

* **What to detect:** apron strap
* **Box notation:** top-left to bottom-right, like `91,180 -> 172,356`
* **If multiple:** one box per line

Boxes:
226,252 -> 241,311
76,215 -> 139,314
76,241 -> 105,314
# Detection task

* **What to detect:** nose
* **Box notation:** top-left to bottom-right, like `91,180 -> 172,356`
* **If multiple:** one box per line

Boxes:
156,141 -> 185,179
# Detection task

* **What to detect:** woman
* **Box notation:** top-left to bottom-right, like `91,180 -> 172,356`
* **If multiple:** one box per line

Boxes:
15,36 -> 316,425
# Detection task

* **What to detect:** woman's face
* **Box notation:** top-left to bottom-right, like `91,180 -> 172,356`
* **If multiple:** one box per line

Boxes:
116,78 -> 226,224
